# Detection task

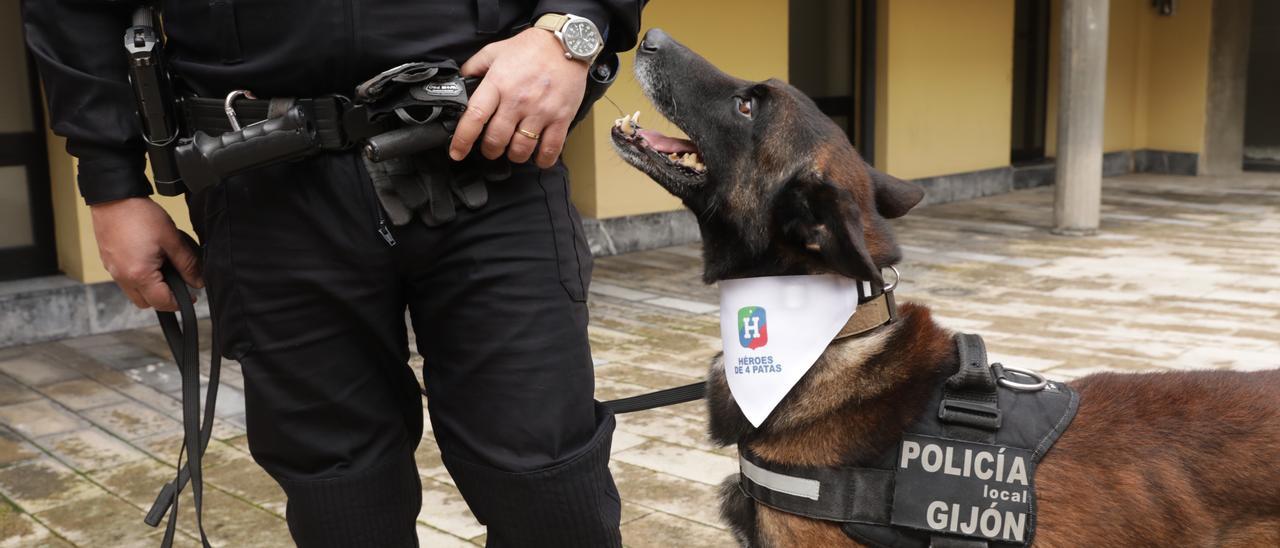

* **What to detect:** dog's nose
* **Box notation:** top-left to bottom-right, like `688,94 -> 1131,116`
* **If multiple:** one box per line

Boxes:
639,28 -> 667,54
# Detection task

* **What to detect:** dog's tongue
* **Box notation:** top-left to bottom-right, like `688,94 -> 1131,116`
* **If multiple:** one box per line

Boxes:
637,129 -> 698,154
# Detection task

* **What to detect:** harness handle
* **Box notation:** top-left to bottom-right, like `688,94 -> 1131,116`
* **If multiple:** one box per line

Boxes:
937,334 -> 1002,435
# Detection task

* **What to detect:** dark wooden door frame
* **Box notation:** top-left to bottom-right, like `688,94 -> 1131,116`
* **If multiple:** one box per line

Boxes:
806,0 -> 877,166
0,52 -> 58,282
1010,0 -> 1051,164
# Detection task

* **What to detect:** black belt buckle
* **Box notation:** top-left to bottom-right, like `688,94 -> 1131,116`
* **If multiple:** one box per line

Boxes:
938,399 -> 1002,430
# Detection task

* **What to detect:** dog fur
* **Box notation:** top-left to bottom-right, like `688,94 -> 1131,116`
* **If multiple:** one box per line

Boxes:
611,29 -> 1280,547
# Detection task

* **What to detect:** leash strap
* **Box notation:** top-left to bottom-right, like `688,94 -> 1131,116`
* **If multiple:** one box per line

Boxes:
603,381 -> 706,414
144,264 -> 220,548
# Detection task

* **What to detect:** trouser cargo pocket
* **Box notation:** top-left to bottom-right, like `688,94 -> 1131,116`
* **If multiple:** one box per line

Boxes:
538,165 -> 593,302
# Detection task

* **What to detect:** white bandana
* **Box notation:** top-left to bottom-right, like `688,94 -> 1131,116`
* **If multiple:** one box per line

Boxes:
719,274 -> 863,426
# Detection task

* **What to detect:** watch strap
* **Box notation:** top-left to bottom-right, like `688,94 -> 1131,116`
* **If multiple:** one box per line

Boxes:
534,13 -> 569,32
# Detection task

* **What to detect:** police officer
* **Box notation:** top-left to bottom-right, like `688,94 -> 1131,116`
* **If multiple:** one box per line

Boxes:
23,1 -> 643,546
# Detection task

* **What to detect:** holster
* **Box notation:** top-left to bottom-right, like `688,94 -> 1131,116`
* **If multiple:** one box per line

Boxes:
360,52 -> 619,228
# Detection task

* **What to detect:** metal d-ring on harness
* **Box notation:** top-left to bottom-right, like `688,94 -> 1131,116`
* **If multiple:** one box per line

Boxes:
994,365 -> 1048,392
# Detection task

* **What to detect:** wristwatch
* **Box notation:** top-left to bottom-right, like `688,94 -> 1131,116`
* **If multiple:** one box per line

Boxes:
534,13 -> 604,64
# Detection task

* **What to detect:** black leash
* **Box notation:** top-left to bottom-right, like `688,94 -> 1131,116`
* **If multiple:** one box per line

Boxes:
602,381 -> 707,414
142,264 -> 704,546
144,264 -> 219,548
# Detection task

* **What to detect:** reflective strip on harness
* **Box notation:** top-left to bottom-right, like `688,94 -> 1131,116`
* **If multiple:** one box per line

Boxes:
739,454 -> 820,500
738,449 -> 894,525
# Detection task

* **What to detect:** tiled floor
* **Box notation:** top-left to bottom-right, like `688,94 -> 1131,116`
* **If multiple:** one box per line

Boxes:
0,173 -> 1277,546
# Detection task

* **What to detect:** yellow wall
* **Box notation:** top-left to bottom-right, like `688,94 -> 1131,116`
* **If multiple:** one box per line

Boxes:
1140,0 -> 1211,152
37,0 -> 1222,283
1105,0 -> 1143,152
873,0 -> 1015,180
41,1 -> 790,282
44,128 -> 195,284
1047,0 -> 1213,156
564,0 -> 790,219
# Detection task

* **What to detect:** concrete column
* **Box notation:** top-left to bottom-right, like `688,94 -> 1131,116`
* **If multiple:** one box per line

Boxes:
1053,0 -> 1109,236
1200,0 -> 1253,175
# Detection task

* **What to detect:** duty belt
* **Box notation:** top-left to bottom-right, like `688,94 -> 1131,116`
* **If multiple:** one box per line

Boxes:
181,95 -> 371,151
168,62 -> 483,200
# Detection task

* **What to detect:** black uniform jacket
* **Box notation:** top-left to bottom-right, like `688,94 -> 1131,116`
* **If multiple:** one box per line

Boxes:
22,0 -> 644,205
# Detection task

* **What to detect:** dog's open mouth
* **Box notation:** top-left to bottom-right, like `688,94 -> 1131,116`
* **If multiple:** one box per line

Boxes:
610,111 -> 707,183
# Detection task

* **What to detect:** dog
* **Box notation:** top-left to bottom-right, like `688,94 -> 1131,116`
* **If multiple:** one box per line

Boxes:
610,29 -> 1280,547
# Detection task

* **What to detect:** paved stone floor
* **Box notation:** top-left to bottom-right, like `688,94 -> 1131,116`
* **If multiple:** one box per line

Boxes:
0,173 -> 1277,546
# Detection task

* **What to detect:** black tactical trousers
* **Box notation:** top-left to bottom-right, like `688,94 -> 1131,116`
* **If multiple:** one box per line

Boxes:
188,152 -> 622,547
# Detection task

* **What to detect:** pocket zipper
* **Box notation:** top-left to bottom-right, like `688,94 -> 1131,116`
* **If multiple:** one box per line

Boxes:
355,157 -> 398,247
377,216 -> 397,247
371,193 -> 397,247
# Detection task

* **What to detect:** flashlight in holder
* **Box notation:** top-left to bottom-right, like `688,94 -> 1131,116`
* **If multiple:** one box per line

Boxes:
125,7 -> 185,196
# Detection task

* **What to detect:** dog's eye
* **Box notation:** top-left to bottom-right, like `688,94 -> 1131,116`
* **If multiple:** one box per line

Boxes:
735,97 -> 753,118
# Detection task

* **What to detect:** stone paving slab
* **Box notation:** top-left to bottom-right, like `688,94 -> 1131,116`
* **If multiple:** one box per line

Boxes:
0,173 -> 1275,546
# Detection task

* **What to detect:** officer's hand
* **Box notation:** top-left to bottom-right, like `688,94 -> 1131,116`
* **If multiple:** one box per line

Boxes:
90,197 -> 203,312
450,27 -> 589,169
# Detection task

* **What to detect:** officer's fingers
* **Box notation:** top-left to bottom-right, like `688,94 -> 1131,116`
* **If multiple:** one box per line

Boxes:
121,284 -> 150,310
507,116 -> 544,164
450,84 -> 499,161
535,120 -> 570,169
141,279 -> 180,312
461,44 -> 498,78
162,233 -> 204,290
480,103 -> 520,160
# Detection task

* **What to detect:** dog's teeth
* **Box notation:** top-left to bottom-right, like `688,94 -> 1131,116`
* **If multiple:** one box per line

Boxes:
621,120 -> 635,135
632,111 -> 641,124
669,152 -> 679,161
680,154 -> 698,167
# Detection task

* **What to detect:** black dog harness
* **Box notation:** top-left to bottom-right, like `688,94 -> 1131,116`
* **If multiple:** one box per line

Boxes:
738,334 -> 1079,547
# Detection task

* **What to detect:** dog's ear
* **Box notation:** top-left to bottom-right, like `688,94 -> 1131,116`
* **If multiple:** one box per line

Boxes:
868,166 -> 924,219
776,175 -> 882,284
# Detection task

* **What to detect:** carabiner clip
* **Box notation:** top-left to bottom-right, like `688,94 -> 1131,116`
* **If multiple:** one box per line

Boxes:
223,90 -> 257,131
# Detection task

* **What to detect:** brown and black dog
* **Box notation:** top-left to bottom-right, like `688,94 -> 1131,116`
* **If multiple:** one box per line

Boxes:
610,29 -> 1280,547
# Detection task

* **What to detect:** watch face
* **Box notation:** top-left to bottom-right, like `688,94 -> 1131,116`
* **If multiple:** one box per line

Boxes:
563,21 -> 599,57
